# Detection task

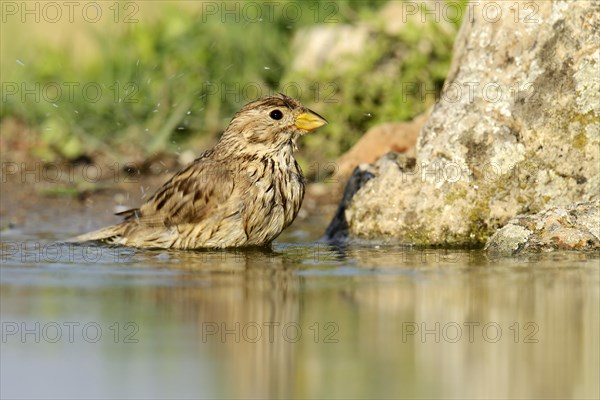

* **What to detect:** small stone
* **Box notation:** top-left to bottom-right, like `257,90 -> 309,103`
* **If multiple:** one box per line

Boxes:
484,202 -> 600,255
484,224 -> 532,255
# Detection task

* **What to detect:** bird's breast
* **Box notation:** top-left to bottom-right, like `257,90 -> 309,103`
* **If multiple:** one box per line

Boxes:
241,153 -> 305,243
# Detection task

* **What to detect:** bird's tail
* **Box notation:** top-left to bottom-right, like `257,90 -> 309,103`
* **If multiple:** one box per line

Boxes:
67,223 -> 127,243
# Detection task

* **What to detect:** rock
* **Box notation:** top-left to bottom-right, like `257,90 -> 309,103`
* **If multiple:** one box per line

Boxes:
485,202 -> 600,255
327,0 -> 600,246
333,113 -> 428,180
290,25 -> 370,74
377,0 -> 456,38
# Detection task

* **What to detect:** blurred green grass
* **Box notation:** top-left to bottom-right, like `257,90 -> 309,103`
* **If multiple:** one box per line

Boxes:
1,0 -> 464,176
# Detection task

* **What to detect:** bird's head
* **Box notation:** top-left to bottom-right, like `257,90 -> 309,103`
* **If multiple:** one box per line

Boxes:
218,93 -> 328,156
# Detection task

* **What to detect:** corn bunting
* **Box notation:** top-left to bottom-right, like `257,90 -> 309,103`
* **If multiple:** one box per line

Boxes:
73,93 -> 327,249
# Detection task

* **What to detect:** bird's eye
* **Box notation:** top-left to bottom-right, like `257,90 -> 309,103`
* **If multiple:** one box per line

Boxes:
269,109 -> 283,120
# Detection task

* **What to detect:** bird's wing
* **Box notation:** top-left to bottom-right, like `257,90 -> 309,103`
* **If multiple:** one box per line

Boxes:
123,159 -> 236,227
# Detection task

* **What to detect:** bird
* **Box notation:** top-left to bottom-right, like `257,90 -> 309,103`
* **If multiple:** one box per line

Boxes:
72,93 -> 327,249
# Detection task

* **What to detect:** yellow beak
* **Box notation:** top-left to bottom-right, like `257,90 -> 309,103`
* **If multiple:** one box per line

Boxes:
295,110 -> 328,131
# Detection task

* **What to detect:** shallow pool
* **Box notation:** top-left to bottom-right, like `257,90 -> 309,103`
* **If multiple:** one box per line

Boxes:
1,192 -> 599,399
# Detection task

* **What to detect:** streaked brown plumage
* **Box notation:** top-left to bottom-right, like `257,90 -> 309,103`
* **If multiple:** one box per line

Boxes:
73,94 -> 327,249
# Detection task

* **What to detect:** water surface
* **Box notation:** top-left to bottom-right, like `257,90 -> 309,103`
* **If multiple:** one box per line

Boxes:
1,197 -> 598,399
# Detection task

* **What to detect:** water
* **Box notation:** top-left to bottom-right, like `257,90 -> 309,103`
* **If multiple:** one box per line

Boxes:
1,206 -> 599,399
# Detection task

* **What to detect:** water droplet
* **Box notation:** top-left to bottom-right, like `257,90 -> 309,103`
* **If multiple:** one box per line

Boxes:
186,111 -> 191,115
264,66 -> 270,70
52,103 -> 59,108
16,59 -> 25,66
